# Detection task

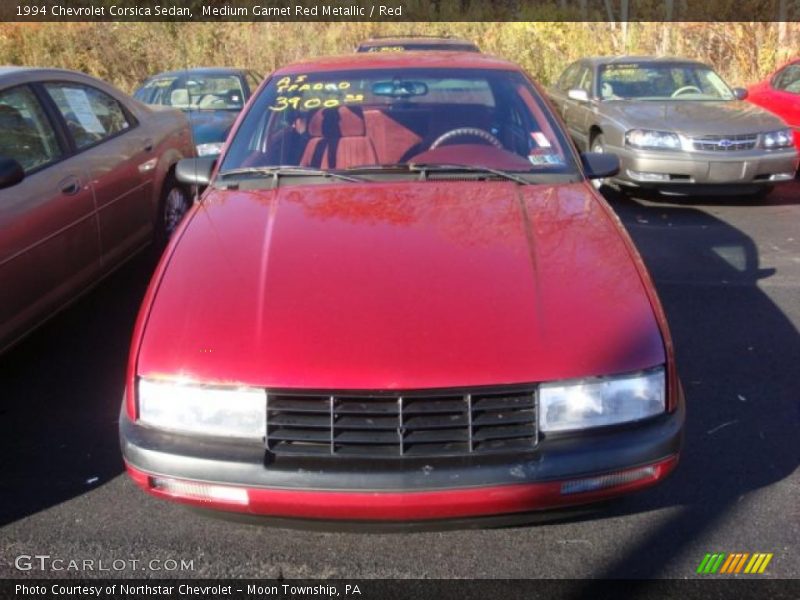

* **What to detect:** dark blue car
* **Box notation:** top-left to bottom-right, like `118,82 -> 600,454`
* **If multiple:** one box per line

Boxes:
134,68 -> 262,157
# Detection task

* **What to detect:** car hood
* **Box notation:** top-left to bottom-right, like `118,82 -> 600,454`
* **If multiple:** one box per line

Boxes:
137,181 -> 664,390
604,100 -> 786,135
186,110 -> 239,145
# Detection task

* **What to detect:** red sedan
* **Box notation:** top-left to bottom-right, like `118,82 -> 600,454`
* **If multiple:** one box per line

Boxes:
748,58 -> 800,152
120,52 -> 684,524
0,67 -> 194,354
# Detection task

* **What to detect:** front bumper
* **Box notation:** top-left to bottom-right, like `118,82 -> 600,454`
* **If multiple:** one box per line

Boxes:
609,144 -> 798,192
120,391 -> 684,522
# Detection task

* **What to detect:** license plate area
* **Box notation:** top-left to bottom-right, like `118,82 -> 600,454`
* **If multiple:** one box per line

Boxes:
708,161 -> 746,182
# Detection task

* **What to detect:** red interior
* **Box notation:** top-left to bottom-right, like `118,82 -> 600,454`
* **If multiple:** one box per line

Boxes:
245,103 -> 531,169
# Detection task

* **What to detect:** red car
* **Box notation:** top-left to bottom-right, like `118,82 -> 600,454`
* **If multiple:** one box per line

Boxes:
120,52 -> 684,524
748,58 -> 800,152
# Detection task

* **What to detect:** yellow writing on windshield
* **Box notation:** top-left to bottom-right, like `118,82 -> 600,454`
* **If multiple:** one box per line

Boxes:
270,74 -> 364,111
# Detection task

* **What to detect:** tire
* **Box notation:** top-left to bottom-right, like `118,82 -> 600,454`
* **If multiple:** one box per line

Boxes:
155,173 -> 191,248
589,133 -> 607,190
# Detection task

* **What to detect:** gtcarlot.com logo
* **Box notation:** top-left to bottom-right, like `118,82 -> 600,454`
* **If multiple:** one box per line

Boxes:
14,554 -> 195,572
697,552 -> 773,575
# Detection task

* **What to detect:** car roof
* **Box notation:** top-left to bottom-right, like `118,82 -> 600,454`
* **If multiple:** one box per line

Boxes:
358,36 -> 478,47
145,67 -> 248,79
0,66 -> 112,85
581,55 -> 708,68
273,52 -> 517,75
0,65 -> 78,78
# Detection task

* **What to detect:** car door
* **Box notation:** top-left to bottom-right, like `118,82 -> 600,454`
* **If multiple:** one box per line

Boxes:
0,83 -> 100,351
42,81 -> 155,269
548,61 -> 582,117
560,65 -> 595,150
567,66 -> 595,150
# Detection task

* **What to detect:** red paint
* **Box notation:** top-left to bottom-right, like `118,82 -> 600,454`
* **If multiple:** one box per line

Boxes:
125,455 -> 678,520
123,55 -> 681,520
134,181 -> 666,395
748,58 -> 800,151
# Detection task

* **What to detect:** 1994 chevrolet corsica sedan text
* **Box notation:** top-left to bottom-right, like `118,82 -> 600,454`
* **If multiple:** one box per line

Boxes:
120,52 -> 684,524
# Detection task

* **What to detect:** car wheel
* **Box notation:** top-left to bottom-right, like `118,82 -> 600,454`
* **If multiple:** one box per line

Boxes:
590,134 -> 608,190
157,174 -> 191,244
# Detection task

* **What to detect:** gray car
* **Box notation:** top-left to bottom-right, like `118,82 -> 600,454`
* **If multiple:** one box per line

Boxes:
548,56 -> 798,196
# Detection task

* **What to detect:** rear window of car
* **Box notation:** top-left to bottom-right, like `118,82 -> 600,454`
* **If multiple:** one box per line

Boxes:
359,43 -> 480,53
136,74 -> 245,110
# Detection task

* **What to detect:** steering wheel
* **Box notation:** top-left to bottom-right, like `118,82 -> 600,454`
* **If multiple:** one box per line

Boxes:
671,85 -> 702,98
430,127 -> 503,150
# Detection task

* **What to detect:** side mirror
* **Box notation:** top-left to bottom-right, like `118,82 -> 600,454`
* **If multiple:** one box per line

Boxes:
581,152 -> 620,180
567,88 -> 590,103
175,157 -> 216,186
0,156 -> 25,189
733,87 -> 748,100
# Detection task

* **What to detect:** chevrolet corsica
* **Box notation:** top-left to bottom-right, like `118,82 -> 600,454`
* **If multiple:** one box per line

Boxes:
120,52 -> 684,524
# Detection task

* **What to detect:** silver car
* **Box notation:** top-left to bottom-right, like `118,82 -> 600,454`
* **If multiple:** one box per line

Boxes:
548,56 -> 798,196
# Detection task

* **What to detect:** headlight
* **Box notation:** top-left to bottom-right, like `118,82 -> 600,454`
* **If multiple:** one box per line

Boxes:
539,368 -> 665,432
138,379 -> 266,439
761,129 -> 793,150
625,129 -> 681,151
196,142 -> 224,156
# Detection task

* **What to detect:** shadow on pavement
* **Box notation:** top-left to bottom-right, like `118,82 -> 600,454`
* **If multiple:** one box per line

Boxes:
567,184 -> 800,580
0,253 -> 155,526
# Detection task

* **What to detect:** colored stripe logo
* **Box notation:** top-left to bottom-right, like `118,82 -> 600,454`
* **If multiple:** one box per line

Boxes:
697,552 -> 773,574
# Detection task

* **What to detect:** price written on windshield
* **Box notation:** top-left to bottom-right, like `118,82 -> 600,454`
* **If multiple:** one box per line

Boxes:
270,75 -> 365,111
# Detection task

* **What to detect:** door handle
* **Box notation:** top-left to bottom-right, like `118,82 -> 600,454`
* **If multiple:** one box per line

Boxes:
59,176 -> 81,196
143,138 -> 154,152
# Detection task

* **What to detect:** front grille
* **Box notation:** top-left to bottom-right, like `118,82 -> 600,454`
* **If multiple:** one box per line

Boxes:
265,390 -> 537,458
691,133 -> 758,152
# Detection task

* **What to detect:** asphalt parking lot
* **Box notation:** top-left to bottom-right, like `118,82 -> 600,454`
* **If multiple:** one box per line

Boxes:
1,182 -> 798,580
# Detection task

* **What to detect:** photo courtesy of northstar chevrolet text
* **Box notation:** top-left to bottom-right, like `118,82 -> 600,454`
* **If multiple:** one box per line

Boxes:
0,0 -> 798,591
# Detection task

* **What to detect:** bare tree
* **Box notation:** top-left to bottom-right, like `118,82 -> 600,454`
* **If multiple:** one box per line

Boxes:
660,0 -> 674,55
620,0 -> 629,51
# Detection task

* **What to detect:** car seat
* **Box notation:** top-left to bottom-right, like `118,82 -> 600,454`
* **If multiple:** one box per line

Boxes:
300,106 -> 378,169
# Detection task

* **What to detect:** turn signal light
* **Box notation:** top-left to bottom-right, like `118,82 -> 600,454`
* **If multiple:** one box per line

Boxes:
150,477 -> 249,505
561,465 -> 658,495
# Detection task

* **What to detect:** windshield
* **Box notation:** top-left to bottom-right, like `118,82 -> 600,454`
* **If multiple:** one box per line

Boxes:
134,74 -> 245,110
220,68 -> 576,178
599,63 -> 735,101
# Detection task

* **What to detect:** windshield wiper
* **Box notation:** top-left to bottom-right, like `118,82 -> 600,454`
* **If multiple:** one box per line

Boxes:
412,163 -> 531,185
218,166 -> 364,183
346,163 -> 530,185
